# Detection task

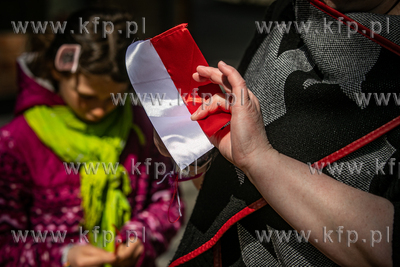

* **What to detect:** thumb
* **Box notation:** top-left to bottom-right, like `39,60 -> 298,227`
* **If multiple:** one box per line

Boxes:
217,61 -> 249,108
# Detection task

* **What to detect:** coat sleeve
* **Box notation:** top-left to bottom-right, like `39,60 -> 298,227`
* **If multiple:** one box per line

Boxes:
0,149 -> 67,266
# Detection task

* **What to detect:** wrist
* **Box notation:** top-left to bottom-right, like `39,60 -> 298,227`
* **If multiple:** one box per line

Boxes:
243,146 -> 279,182
61,244 -> 74,267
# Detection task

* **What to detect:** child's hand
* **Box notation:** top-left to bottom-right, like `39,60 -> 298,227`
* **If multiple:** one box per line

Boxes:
67,244 -> 116,267
113,239 -> 144,267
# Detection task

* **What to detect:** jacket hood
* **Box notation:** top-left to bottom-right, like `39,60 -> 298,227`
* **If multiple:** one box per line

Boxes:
14,53 -> 64,115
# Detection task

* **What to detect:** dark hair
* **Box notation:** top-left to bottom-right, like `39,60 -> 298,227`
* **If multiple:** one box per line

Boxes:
29,7 -> 134,86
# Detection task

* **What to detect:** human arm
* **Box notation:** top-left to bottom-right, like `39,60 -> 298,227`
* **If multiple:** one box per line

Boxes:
190,61 -> 395,267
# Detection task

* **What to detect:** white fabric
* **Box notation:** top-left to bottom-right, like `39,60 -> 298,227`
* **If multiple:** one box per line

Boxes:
126,40 -> 213,170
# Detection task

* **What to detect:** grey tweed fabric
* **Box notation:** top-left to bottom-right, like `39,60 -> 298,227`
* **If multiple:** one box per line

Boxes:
233,0 -> 400,266
172,0 -> 400,266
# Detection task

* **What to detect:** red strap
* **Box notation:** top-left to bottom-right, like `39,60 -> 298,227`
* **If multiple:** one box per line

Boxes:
169,198 -> 267,267
309,0 -> 400,57
312,116 -> 400,169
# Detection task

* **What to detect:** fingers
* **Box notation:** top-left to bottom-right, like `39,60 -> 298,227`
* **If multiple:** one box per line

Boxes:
117,242 -> 136,260
95,251 -> 117,266
193,65 -> 232,93
132,243 -> 144,262
217,61 -> 249,106
192,72 -> 209,83
69,245 -> 116,267
192,62 -> 249,106
113,240 -> 144,267
85,246 -> 116,266
191,61 -> 251,123
191,93 -> 230,121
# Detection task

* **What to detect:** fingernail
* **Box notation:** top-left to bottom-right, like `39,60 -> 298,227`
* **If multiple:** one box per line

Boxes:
197,65 -> 206,69
219,61 -> 227,66
191,111 -> 198,120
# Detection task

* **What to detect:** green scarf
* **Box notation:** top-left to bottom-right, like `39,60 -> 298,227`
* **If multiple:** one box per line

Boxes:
24,103 -> 141,252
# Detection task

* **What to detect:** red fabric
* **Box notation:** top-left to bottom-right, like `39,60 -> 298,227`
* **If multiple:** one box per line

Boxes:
151,24 -> 231,137
309,0 -> 400,57
168,198 -> 267,267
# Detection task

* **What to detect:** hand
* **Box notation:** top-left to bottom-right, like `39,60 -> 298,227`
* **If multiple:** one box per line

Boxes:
113,238 -> 144,267
67,244 -> 116,267
191,61 -> 273,173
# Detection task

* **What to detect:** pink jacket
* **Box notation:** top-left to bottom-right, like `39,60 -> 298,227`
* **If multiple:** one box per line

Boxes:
0,55 -> 184,266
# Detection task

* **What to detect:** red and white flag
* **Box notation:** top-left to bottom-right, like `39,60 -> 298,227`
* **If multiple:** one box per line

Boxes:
126,24 -> 231,169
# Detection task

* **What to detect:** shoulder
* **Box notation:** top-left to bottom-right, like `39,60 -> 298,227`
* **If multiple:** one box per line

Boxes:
238,0 -> 295,75
0,115 -> 32,156
0,114 -> 47,163
0,115 -> 34,183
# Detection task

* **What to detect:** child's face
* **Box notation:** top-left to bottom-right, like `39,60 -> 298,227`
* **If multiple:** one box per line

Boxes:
57,73 -> 128,122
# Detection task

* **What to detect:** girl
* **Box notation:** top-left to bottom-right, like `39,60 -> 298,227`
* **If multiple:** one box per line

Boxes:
0,7 -> 183,267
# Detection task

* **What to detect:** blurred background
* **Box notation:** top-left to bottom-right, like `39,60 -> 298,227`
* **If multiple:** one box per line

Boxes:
0,0 -> 272,265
